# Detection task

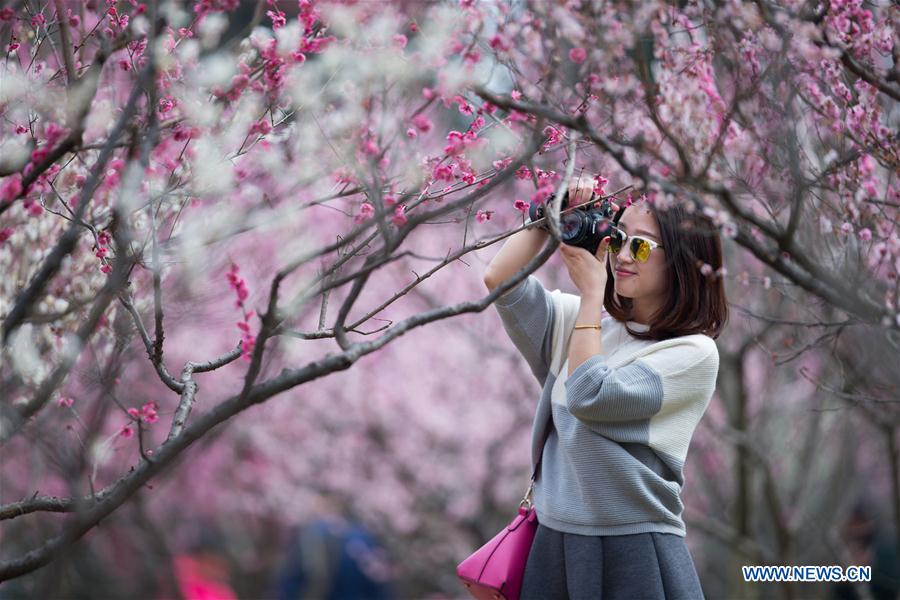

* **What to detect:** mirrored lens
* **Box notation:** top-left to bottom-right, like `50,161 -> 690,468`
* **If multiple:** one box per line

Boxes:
632,238 -> 652,262
607,228 -> 625,253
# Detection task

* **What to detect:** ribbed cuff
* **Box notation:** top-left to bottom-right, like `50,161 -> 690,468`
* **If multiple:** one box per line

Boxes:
564,354 -> 610,398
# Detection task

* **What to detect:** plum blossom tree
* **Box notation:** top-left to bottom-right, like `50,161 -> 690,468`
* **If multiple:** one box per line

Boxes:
0,0 -> 897,597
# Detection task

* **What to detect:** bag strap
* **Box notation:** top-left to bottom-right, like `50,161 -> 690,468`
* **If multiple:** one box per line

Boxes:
523,288 -> 582,507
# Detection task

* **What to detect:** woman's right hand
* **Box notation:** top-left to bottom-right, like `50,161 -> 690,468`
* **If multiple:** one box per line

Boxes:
567,173 -> 597,208
566,174 -> 619,213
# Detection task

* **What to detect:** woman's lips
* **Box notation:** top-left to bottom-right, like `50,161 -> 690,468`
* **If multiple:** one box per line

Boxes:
615,269 -> 636,277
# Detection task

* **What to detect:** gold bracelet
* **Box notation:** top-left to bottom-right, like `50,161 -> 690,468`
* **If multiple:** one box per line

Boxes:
573,324 -> 602,330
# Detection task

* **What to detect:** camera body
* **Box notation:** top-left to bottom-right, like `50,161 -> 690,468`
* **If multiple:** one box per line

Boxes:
528,191 -> 619,256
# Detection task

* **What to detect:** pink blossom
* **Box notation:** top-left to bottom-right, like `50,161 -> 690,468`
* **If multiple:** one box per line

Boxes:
442,130 -> 478,156
57,396 -> 74,408
44,122 -> 66,147
513,199 -> 529,214
267,9 -> 286,29
862,179 -> 878,197
391,205 -> 407,227
431,163 -> 453,182
542,126 -> 562,149
454,96 -> 473,115
515,166 -> 532,180
31,148 -> 49,164
569,47 -> 587,63
858,228 -> 872,241
249,120 -> 272,136
1,175 -> 23,203
859,154 -> 875,175
354,202 -> 374,224
593,174 -> 609,197
405,128 -> 417,139
463,49 -> 480,66
226,264 -> 250,306
141,402 -> 159,423
228,264 -> 256,360
240,333 -> 256,362
392,34 -> 407,49
412,114 -> 433,133
492,157 -> 513,172
120,425 -> 134,438
489,34 -> 511,52
0,227 -> 13,244
475,209 -> 493,224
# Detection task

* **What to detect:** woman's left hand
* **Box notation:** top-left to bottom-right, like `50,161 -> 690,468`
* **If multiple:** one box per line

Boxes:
559,236 -> 611,299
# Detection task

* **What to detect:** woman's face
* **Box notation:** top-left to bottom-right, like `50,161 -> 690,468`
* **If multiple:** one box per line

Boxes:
608,205 -> 669,315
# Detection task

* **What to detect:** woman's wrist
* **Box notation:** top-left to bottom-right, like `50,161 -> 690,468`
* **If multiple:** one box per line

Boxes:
581,292 -> 604,306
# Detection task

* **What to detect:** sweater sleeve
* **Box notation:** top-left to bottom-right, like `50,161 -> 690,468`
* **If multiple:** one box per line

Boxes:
492,275 -> 556,387
563,337 -> 719,425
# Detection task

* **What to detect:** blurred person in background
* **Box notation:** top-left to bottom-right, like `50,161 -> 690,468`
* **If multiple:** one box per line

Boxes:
272,493 -> 394,600
831,498 -> 900,600
172,527 -> 239,600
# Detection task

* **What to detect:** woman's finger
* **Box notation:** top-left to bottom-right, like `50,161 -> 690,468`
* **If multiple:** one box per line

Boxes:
595,236 -> 611,259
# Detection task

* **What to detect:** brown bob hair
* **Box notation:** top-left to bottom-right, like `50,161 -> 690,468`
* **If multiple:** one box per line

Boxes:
603,197 -> 729,341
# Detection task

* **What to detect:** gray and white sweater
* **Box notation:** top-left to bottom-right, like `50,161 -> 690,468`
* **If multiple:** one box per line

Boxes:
493,274 -> 719,537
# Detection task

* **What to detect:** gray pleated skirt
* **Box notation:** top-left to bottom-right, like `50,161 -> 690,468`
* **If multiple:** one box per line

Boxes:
520,523 -> 705,599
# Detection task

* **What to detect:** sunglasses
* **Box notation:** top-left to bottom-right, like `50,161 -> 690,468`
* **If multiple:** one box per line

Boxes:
606,226 -> 664,262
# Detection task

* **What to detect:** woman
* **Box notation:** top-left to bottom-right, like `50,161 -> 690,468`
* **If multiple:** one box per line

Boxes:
482,178 -> 728,600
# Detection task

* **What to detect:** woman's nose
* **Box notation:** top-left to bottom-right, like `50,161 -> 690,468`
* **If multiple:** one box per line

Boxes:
615,243 -> 634,264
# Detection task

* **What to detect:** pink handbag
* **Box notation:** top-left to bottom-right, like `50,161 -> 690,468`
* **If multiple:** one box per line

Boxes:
456,478 -> 539,600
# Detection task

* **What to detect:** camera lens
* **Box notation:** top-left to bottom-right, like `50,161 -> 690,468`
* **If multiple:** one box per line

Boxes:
560,212 -> 586,242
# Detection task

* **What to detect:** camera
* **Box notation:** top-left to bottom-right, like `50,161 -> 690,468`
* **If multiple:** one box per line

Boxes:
528,191 -> 620,256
